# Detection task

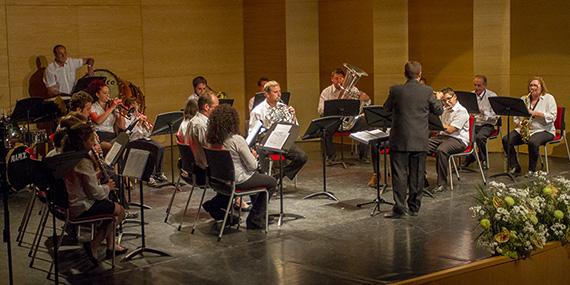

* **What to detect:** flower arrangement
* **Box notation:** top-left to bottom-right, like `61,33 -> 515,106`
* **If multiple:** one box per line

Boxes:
470,172 -> 570,259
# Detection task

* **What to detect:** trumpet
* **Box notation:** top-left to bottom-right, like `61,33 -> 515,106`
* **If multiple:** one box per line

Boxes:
116,104 -> 136,119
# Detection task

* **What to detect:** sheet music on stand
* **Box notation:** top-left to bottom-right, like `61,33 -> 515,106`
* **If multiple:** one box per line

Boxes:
260,122 -> 299,153
246,120 -> 264,147
122,149 -> 150,179
350,129 -> 389,145
104,132 -> 129,166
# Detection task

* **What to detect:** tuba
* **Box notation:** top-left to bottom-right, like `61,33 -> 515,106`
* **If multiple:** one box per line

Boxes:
339,63 -> 368,130
520,93 -> 532,143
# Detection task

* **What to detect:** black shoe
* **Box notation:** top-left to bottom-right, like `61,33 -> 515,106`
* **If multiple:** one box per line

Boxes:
202,201 -> 225,221
384,211 -> 405,219
82,242 -> 99,266
508,166 -> 521,175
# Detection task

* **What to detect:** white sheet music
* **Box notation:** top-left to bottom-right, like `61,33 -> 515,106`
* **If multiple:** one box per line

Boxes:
246,120 -> 263,146
264,124 -> 292,150
350,129 -> 389,145
122,149 -> 150,179
104,142 -> 122,166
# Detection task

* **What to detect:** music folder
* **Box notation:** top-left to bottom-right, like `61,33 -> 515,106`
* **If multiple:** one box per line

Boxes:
259,122 -> 299,153
104,132 -> 129,166
455,91 -> 480,114
246,120 -> 264,147
350,129 -> 389,145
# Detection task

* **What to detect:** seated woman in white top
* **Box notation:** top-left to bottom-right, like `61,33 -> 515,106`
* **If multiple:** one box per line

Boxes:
206,105 -> 276,229
502,76 -> 557,174
61,122 -> 127,264
88,80 -> 125,142
177,98 -> 198,145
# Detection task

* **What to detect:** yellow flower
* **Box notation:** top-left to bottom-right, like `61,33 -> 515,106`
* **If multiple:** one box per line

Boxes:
554,210 -> 564,220
543,185 -> 559,198
494,228 -> 510,243
480,218 -> 491,230
493,196 -> 504,208
504,196 -> 515,207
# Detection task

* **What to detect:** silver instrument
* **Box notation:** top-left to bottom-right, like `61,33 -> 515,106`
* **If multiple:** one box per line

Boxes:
339,63 -> 368,130
264,99 -> 296,129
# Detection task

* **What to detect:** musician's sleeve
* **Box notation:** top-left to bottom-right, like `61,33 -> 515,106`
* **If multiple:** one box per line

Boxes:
543,95 -> 557,124
75,159 -> 109,200
43,67 -> 57,88
317,89 -> 326,115
235,136 -> 258,171
248,110 -> 260,135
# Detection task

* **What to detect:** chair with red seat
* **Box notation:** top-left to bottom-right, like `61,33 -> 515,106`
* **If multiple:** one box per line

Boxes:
483,117 -> 502,170
267,153 -> 298,187
204,148 -> 269,241
541,106 -> 569,173
448,116 -> 487,190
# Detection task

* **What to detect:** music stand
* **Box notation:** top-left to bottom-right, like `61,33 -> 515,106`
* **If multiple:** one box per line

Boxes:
0,121 -> 14,284
324,99 -> 361,166
456,91 -> 481,114
219,98 -> 234,106
428,113 -> 445,131
252,91 -> 291,109
354,106 -> 394,215
302,116 -> 343,201
488,96 -> 530,182
259,122 -> 304,226
151,111 -> 184,188
122,148 -> 170,261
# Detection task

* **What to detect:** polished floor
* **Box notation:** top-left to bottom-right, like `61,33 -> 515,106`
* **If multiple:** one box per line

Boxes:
1,142 -> 569,284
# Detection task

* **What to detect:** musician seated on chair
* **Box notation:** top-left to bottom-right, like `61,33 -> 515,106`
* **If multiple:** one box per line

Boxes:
248,76 -> 269,113
206,105 -> 276,229
187,76 -> 208,102
88,80 -> 126,142
177,99 -> 198,145
60,122 -> 127,264
502,77 -> 557,175
249,80 -> 308,181
462,75 -> 499,169
427,88 -> 469,193
318,68 -> 371,163
122,98 -> 168,187
44,44 -> 95,97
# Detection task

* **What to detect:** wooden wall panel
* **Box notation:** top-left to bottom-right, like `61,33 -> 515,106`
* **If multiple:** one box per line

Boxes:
285,0 -> 319,134
373,0 -> 408,105
409,0 -> 473,91
319,0 -> 374,99
243,0 -> 287,120
0,4 -> 10,114
511,0 -> 570,158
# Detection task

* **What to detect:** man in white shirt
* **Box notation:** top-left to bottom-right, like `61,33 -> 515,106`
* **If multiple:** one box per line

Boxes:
318,68 -> 371,162
428,88 -> 469,193
249,80 -> 307,180
187,76 -> 208,102
248,76 -> 269,113
43,44 -> 94,96
462,75 -> 498,168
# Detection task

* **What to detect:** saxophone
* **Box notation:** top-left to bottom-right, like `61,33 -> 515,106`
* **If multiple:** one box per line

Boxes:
520,93 -> 532,143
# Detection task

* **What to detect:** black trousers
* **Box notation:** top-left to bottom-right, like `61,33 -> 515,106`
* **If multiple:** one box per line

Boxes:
502,130 -> 554,171
204,172 -> 276,227
259,144 -> 308,180
322,117 -> 368,159
465,124 -> 495,163
390,150 -> 426,214
428,136 -> 466,187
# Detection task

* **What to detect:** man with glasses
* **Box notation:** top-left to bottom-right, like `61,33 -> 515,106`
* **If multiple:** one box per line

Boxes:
428,88 -> 470,193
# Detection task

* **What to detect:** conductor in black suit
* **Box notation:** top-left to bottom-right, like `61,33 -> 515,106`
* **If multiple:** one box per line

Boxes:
383,61 -> 444,218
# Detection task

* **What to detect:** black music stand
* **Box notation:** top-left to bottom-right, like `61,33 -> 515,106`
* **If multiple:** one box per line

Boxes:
302,116 -> 343,201
252,91 -> 291,109
488,96 -> 530,182
151,111 -> 184,188
324,99 -> 361,167
122,148 -> 170,261
456,91 -> 481,114
0,121 -> 14,285
219,98 -> 234,106
428,113 -> 445,131
354,106 -> 394,215
259,122 -> 304,226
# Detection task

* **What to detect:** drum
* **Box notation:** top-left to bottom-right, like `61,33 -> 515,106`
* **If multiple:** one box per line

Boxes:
5,122 -> 24,148
5,144 -> 33,190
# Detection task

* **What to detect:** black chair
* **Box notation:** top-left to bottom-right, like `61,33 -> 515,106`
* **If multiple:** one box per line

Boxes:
203,147 -> 269,241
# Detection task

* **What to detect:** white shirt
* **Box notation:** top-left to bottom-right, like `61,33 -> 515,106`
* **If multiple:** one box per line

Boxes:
248,99 -> 298,135
440,102 -> 470,146
188,112 -> 209,169
514,93 -> 557,136
91,101 -> 116,133
43,57 -> 84,94
473,89 -> 499,126
318,84 -> 370,115
177,118 -> 191,145
187,93 -> 199,102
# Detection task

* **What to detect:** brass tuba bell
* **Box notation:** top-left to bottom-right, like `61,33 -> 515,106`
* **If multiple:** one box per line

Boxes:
338,63 -> 368,99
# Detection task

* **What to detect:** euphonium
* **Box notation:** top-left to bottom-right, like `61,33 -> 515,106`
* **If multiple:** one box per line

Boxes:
207,85 -> 227,99
520,93 -> 532,143
338,63 -> 368,130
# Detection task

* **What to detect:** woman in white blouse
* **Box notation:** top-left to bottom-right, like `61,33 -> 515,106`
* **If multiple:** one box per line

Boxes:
502,76 -> 557,174
88,80 -> 125,142
206,105 -> 276,229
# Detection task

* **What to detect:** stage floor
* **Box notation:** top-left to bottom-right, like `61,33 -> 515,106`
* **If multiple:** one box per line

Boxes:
2,144 -> 569,284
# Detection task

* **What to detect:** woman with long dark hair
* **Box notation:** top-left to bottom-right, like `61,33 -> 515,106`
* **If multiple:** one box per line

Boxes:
206,105 -> 276,229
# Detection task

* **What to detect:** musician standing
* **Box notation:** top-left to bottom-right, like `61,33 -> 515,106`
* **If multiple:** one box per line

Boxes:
318,68 -> 370,162
502,77 -> 557,175
383,61 -> 443,218
428,88 -> 469,193
187,76 -> 208,102
44,44 -> 94,96
462,75 -> 498,168
249,80 -> 307,181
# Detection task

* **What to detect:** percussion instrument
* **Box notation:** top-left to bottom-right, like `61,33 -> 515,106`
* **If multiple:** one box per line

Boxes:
5,144 -> 33,191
